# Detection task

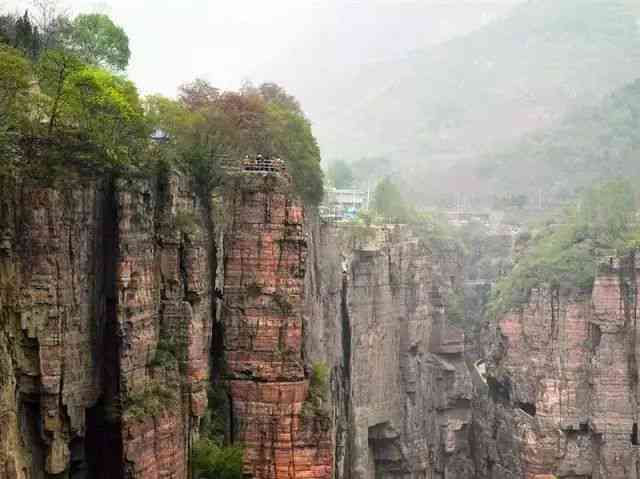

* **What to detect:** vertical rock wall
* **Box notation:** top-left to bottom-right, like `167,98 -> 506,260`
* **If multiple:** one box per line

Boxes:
221,170 -> 332,479
0,179 -> 108,479
0,172 -> 212,479
115,174 -> 211,479
8,159 -> 637,479
304,224 -> 475,479
481,256 -> 640,478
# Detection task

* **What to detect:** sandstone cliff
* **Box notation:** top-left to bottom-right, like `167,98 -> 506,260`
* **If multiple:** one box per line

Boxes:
304,224 -> 474,479
0,162 -> 478,479
8,159 -> 631,479
0,172 -> 211,479
481,255 -> 640,478
220,169 -> 332,479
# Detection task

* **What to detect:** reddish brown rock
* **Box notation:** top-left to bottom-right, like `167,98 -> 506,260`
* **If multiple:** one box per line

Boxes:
303,222 -> 474,479
491,257 -> 640,478
222,169 -> 332,479
0,172 -> 212,479
0,180 -> 105,477
115,174 -> 212,479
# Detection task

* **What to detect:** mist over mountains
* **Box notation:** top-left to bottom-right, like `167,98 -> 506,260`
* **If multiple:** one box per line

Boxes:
264,0 -> 640,205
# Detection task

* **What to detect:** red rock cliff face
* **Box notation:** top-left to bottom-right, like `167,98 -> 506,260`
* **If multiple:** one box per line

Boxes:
115,175 -> 211,479
0,172 -> 211,479
221,170 -> 332,479
487,256 -> 640,478
1,180 -> 107,478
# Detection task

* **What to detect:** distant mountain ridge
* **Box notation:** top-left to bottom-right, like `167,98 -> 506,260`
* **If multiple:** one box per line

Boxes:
474,77 -> 640,201
311,0 -> 640,169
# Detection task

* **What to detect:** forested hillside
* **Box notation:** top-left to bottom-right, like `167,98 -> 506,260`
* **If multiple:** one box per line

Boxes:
475,79 -> 640,201
315,0 -> 640,170
0,8 -> 323,204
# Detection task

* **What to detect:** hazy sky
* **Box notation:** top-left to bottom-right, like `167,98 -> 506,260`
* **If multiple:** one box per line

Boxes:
3,0 -> 522,97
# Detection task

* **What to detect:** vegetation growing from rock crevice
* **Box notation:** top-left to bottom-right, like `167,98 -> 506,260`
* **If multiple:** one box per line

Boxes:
488,179 -> 640,317
192,438 -> 244,479
193,385 -> 244,479
150,336 -> 180,371
301,362 -> 330,423
174,209 -> 200,236
122,379 -> 179,421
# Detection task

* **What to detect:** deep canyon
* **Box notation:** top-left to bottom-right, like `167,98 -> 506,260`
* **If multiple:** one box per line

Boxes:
1,160 -> 638,479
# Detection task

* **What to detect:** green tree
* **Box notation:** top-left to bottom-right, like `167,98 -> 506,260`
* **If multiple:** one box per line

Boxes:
0,45 -> 32,119
62,66 -> 148,165
35,49 -> 83,134
489,179 -> 640,317
265,100 -> 324,205
167,79 -> 324,205
326,159 -> 354,189
145,92 -> 229,197
577,179 -> 637,245
373,177 -> 411,222
65,13 -> 130,71
13,11 -> 41,59
0,45 -> 32,174
35,51 -> 147,168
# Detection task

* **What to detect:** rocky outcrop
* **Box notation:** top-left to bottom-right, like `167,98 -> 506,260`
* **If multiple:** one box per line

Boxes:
221,169 -> 332,479
304,224 -> 474,479
1,179 -> 108,479
481,256 -> 640,478
115,174 -> 211,479
10,156 -> 637,479
0,172 -> 211,479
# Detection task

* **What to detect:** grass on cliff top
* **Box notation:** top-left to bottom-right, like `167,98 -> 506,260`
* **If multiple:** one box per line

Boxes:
488,179 -> 640,317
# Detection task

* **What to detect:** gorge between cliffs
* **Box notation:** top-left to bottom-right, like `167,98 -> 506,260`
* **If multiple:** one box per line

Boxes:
2,161 -> 639,479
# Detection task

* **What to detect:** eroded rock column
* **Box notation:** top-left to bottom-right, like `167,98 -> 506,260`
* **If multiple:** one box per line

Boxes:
222,165 -> 332,479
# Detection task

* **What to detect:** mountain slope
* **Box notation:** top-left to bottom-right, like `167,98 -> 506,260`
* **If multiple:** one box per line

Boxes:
474,78 -> 640,200
314,0 -> 640,164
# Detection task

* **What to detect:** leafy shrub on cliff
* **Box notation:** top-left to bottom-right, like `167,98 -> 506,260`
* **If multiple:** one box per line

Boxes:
33,53 -> 148,169
150,337 -> 180,371
200,384 -> 229,444
0,45 -> 32,175
410,211 -> 465,254
489,179 -> 640,316
192,438 -> 244,479
0,6 -> 150,178
174,210 -> 200,236
302,362 -> 330,421
123,379 -> 179,421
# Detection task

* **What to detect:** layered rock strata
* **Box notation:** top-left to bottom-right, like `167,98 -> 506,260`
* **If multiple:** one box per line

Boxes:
221,170 -> 332,479
483,256 -> 640,478
304,224 -> 475,479
0,172 -> 211,479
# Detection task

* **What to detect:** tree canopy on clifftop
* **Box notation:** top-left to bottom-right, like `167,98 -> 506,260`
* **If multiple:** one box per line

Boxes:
146,80 -> 324,205
0,7 -> 324,206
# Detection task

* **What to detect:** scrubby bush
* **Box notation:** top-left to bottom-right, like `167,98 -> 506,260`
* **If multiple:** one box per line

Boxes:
489,179 -> 640,317
192,439 -> 244,479
302,362 -> 330,419
123,379 -> 179,421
